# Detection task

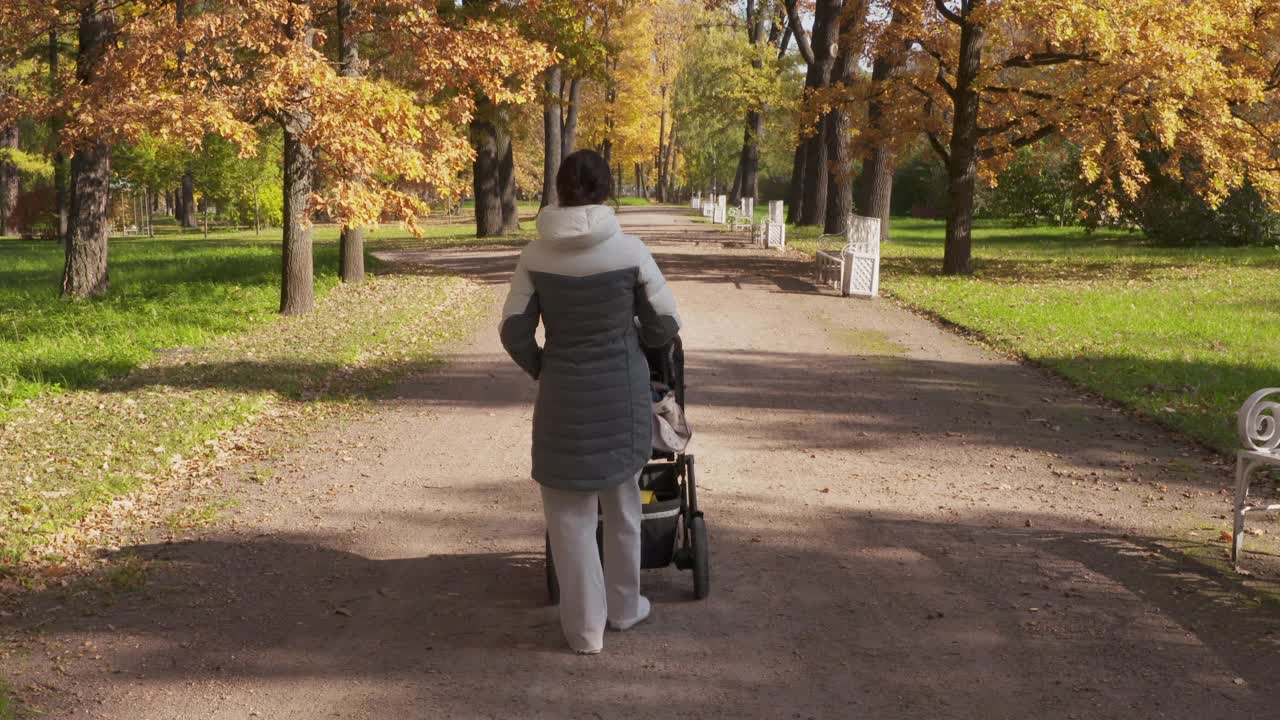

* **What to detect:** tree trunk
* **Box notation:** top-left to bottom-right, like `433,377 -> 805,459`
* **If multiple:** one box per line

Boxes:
798,0 -> 842,226
822,117 -> 852,233
944,6 -> 985,276
337,0 -> 364,283
799,119 -> 831,227
661,130 -> 677,202
736,110 -> 763,204
281,119 -> 315,315
276,0 -> 315,314
175,0 -> 197,230
337,224 -> 364,283
472,116 -> 503,236
62,3 -> 115,298
560,77 -> 581,162
853,7 -> 903,244
180,173 -> 197,228
541,66 -> 562,208
823,19 -> 859,234
0,124 -> 17,236
783,0 -> 814,225
49,30 -> 68,242
734,0 -> 768,206
601,138 -> 612,171
855,144 -> 894,242
786,142 -> 806,223
62,141 -> 111,297
498,118 -> 519,233
655,105 -> 668,203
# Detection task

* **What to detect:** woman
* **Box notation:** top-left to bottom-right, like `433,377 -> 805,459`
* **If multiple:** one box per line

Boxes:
499,150 -> 681,654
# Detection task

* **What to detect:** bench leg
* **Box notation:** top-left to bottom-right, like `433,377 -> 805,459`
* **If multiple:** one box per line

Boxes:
1232,455 -> 1253,563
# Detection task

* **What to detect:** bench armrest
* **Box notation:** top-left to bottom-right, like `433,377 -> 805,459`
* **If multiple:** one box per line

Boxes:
815,233 -> 847,254
1240,388 -> 1280,452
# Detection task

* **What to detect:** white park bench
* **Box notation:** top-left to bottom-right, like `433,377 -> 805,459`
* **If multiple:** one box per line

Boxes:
758,200 -> 786,249
727,197 -> 754,232
814,214 -> 881,298
701,193 -> 715,219
1232,388 -> 1280,562
712,194 -> 727,224
691,192 -> 701,210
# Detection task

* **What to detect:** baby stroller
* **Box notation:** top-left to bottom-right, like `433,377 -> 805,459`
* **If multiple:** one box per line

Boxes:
545,336 -> 710,602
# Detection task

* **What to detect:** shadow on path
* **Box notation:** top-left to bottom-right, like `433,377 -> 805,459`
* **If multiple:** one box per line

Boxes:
14,507 -> 1280,718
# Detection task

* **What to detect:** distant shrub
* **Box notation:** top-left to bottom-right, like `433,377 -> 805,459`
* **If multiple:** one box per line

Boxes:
980,143 -> 1084,227
1128,175 -> 1280,246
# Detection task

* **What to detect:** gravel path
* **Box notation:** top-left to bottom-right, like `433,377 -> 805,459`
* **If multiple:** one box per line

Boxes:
6,206 -> 1280,719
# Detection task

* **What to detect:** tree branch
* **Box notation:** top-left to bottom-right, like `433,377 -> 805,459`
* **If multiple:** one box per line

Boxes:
927,131 -> 951,167
777,25 -> 793,60
984,85 -> 1059,102
784,0 -> 815,66
916,45 -> 957,99
978,123 -> 1059,160
999,51 -> 1098,70
934,0 -> 963,25
935,65 -> 956,99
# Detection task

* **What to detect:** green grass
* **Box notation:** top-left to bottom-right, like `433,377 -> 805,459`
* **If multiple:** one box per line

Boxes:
0,678 -> 13,720
0,219 -> 501,573
0,222 -> 521,410
789,217 -> 1280,453
0,228 -> 341,409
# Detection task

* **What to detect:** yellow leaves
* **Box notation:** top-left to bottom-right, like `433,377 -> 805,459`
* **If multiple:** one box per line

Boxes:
2,0 -> 554,228
897,0 -> 1280,213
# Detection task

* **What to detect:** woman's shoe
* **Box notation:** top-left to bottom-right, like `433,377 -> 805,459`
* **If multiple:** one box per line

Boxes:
608,595 -> 651,631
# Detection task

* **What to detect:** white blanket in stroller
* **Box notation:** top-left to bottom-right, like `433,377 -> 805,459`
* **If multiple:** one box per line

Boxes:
652,384 -> 692,453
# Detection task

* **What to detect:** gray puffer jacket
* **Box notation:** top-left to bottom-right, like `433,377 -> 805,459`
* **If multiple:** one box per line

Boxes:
500,204 -> 681,492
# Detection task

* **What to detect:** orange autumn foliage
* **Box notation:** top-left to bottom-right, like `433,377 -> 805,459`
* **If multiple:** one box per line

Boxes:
0,0 -> 554,231
890,0 -> 1280,216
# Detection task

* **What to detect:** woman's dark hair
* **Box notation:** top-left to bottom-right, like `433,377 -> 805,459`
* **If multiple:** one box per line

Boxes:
556,149 -> 612,207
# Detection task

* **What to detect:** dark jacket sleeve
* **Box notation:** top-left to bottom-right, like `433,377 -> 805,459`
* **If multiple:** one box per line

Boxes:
499,257 -> 542,379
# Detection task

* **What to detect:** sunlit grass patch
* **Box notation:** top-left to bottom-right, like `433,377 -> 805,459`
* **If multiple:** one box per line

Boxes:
1,220 -> 497,575
787,217 -> 1280,453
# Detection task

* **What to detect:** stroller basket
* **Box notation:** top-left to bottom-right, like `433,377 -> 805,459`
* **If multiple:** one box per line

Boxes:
640,463 -> 682,569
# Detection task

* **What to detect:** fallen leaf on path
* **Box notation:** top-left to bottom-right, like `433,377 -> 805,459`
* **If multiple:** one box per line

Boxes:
1219,530 -> 1233,543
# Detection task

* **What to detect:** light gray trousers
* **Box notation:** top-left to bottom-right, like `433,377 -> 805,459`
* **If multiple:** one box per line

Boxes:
541,476 -> 644,652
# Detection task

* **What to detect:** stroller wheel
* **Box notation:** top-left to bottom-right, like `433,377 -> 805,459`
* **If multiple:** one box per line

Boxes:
690,515 -> 710,600
545,533 -> 560,605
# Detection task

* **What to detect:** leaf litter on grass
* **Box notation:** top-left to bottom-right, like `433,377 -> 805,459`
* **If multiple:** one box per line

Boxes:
0,273 -> 488,589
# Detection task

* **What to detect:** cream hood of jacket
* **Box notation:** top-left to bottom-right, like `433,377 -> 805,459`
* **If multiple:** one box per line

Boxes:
533,204 -> 623,251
